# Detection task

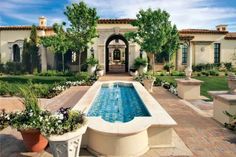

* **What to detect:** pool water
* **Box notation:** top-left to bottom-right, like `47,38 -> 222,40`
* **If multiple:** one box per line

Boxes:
87,83 -> 150,123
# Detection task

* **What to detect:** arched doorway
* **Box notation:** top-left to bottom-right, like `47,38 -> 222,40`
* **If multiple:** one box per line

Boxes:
105,34 -> 129,73
13,44 -> 20,62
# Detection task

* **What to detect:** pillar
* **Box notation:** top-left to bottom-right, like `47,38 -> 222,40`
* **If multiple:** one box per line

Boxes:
39,45 -> 47,72
187,42 -> 193,70
185,42 -> 193,80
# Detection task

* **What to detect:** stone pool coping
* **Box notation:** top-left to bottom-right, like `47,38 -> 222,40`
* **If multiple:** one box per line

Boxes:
73,81 -> 177,135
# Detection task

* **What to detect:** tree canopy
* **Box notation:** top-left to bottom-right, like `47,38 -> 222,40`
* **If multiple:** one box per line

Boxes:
40,22 -> 70,71
125,8 -> 179,71
40,2 -> 99,72
22,25 -> 40,73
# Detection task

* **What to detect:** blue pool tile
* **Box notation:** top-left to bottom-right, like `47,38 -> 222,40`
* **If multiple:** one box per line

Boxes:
87,83 -> 150,123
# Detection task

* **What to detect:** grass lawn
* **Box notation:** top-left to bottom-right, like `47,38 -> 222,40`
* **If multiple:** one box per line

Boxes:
157,76 -> 228,99
0,75 -> 74,98
195,76 -> 228,99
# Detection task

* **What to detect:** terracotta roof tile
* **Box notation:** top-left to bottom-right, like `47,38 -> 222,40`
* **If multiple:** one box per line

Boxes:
0,26 -> 53,31
179,35 -> 194,40
98,19 -> 135,24
179,29 -> 228,34
225,33 -> 236,40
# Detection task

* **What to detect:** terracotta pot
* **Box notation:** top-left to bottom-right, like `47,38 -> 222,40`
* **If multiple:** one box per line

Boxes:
20,129 -> 48,152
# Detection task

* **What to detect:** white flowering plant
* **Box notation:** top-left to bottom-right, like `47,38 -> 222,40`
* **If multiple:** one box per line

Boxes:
40,107 -> 86,136
0,109 -> 10,130
65,80 -> 86,87
9,87 -> 50,131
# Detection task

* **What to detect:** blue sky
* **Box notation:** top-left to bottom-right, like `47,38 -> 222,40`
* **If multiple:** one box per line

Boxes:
0,0 -> 236,31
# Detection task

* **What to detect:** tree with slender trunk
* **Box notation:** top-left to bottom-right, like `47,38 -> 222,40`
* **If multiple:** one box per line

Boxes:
64,2 -> 99,72
125,8 -> 179,72
40,23 -> 70,72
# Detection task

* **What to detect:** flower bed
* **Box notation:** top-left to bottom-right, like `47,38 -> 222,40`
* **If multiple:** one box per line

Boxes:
134,75 -> 178,96
0,73 -> 98,98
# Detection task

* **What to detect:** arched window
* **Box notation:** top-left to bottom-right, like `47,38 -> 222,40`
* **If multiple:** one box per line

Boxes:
13,44 -> 20,62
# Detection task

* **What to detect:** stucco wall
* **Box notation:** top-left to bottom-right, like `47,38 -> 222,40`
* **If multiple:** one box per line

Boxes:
90,24 -> 140,72
177,33 -> 236,70
220,40 -> 236,65
0,30 -> 31,63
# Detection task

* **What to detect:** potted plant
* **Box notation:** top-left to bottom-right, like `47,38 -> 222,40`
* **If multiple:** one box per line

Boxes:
9,88 -> 49,152
129,66 -> 138,76
142,72 -> 156,93
41,107 -> 87,157
86,56 -> 98,75
163,62 -> 174,74
134,57 -> 148,75
96,65 -> 104,76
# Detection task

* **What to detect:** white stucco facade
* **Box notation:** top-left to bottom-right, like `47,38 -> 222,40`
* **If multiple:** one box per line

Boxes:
0,18 -> 236,72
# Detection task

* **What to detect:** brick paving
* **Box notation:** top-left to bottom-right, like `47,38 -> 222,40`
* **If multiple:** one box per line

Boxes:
1,76 -> 236,157
148,87 -> 236,157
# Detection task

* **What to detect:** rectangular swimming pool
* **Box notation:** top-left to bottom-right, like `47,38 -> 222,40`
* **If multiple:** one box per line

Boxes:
87,82 -> 150,122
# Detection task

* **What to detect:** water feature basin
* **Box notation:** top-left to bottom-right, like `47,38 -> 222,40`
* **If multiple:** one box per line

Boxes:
73,81 -> 177,156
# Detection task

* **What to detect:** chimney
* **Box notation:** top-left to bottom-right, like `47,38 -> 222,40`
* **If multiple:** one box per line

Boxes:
39,16 -> 47,27
216,24 -> 228,31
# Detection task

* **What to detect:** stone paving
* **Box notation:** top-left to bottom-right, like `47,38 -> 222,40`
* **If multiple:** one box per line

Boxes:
1,75 -> 236,157
147,87 -> 236,157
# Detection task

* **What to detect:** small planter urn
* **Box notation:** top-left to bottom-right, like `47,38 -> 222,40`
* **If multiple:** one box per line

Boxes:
138,64 -> 148,75
87,64 -> 97,75
48,125 -> 87,157
143,79 -> 155,93
20,129 -> 48,152
96,69 -> 104,76
130,70 -> 138,77
228,73 -> 236,94
185,67 -> 192,80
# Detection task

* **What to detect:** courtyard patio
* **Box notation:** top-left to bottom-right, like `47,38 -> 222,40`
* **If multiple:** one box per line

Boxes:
0,74 -> 235,157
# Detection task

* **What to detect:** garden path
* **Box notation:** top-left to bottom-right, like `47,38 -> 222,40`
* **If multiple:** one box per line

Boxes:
142,87 -> 236,157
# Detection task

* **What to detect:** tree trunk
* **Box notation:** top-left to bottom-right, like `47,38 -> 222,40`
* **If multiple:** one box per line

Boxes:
147,53 -> 155,72
78,51 -> 81,73
62,53 -> 65,72
152,53 -> 155,73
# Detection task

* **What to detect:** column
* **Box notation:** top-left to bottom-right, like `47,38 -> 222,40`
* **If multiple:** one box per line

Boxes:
187,42 -> 193,70
185,41 -> 193,80
39,45 -> 47,72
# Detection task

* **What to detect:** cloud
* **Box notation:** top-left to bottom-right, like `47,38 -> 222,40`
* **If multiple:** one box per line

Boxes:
71,0 -> 236,31
0,0 -> 65,26
0,0 -> 235,32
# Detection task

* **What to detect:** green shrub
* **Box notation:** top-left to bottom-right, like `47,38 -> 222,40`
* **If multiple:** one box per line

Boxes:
0,81 -> 9,95
160,71 -> 168,76
0,64 -> 4,73
209,70 -> 219,76
224,62 -> 232,71
163,63 -> 174,72
201,71 -> 210,76
29,83 -> 51,98
171,71 -> 185,76
192,63 -> 220,72
86,57 -> 98,66
134,57 -> 148,68
5,62 -> 24,75
75,72 -> 90,81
